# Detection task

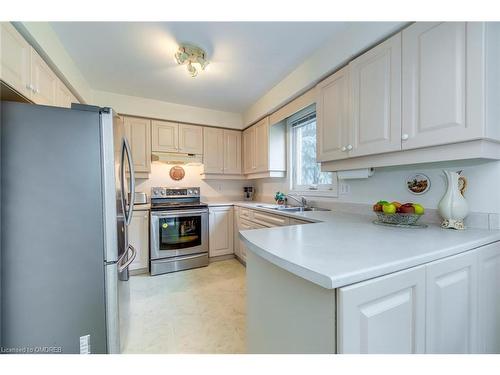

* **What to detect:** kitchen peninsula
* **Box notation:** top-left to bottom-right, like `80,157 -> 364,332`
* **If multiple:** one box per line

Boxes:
240,210 -> 500,354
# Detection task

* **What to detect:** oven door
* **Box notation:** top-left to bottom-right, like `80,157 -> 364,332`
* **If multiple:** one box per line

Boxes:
151,209 -> 208,259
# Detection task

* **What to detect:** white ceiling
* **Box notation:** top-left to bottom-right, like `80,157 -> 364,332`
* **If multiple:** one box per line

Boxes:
50,22 -> 348,113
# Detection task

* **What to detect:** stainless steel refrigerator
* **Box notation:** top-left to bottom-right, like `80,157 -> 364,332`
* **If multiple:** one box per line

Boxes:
0,101 -> 137,354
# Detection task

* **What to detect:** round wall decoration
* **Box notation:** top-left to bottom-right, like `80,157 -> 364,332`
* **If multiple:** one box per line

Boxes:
406,173 -> 430,195
169,166 -> 185,181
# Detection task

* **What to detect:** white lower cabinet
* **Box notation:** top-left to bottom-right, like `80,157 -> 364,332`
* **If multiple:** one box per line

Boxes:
477,242 -> 500,353
338,266 -> 426,354
338,242 -> 500,354
208,206 -> 234,257
425,250 -> 478,353
129,209 -> 149,272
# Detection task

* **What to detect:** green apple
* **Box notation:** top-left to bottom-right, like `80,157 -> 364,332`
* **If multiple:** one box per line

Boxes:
412,203 -> 425,215
377,200 -> 389,205
382,203 -> 397,214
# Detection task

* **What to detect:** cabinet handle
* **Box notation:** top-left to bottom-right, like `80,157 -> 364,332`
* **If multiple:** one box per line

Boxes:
402,134 -> 409,141
346,144 -> 353,151
341,146 -> 347,152
35,88 -> 40,94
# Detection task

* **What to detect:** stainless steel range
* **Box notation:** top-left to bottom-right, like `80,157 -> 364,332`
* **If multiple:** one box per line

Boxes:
150,187 -> 208,275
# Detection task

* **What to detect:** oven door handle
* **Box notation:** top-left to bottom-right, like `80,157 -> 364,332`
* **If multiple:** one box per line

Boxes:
151,209 -> 208,217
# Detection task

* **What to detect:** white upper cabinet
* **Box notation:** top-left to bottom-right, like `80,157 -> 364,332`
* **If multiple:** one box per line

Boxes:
203,128 -> 242,176
0,22 -> 32,99
179,124 -> 203,154
30,48 -> 58,106
203,127 -> 225,173
254,117 -> 269,172
123,116 -> 152,174
338,265 -> 426,354
425,250 -> 478,354
152,121 -> 203,154
349,33 -> 402,157
151,120 -> 179,152
243,126 -> 256,174
477,242 -> 500,354
316,66 -> 350,162
402,22 -> 483,149
223,130 -> 242,174
1,22 -> 80,107
55,78 -> 75,108
243,116 -> 286,178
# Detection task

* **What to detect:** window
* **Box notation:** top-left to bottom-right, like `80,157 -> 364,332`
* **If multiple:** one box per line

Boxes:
289,105 -> 336,193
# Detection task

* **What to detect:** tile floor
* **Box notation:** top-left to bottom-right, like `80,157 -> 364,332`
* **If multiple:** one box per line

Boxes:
122,259 -> 246,354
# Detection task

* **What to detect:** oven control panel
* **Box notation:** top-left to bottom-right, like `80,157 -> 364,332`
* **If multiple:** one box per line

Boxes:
151,187 -> 200,199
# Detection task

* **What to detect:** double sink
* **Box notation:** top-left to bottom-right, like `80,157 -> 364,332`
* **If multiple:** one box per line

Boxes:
256,204 -> 331,213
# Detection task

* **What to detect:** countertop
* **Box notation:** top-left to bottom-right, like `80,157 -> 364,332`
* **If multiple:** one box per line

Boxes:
236,204 -> 500,289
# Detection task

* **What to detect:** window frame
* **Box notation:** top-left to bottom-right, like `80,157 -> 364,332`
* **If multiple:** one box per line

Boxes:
287,105 -> 338,197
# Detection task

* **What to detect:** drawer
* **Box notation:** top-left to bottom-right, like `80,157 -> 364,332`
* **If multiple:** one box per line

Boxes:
240,207 -> 254,221
239,218 -> 255,230
252,210 -> 289,227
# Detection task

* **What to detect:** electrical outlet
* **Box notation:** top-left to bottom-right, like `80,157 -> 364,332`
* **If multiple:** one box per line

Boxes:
339,183 -> 350,195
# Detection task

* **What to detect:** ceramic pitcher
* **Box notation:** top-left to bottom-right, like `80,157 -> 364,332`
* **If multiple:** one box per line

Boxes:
438,170 -> 468,230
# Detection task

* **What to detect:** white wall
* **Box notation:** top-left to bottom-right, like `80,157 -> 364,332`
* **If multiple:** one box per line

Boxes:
136,162 -> 250,201
92,90 -> 243,129
255,160 -> 500,215
243,22 -> 407,126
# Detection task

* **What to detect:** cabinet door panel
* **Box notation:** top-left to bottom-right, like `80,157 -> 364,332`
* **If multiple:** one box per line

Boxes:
152,120 -> 178,152
209,207 -> 234,257
349,33 -> 401,157
179,124 -> 203,154
224,130 -> 242,174
316,66 -> 350,162
426,250 -> 477,353
243,127 -> 256,174
338,266 -> 425,354
129,210 -> 149,271
0,22 -> 32,99
31,49 -> 57,106
55,79 -> 74,108
254,118 -> 269,172
402,22 -> 482,149
203,127 -> 224,173
478,242 -> 500,353
124,116 -> 152,173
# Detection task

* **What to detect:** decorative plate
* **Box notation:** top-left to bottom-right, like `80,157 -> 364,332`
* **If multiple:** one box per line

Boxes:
169,166 -> 185,181
406,173 -> 430,195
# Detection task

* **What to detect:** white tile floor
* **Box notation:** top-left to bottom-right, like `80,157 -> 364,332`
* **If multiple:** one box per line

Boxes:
122,259 -> 246,354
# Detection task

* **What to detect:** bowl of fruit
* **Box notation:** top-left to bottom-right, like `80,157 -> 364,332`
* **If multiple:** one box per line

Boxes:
372,201 -> 425,226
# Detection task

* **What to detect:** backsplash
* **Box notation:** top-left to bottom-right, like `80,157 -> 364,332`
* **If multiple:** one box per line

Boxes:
254,159 -> 500,229
135,162 -> 251,201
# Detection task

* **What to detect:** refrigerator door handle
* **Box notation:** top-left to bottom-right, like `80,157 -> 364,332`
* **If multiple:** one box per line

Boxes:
121,137 -> 135,226
118,244 -> 137,273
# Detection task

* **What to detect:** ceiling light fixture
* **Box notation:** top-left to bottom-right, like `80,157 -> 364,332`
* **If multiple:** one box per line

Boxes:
174,43 -> 209,77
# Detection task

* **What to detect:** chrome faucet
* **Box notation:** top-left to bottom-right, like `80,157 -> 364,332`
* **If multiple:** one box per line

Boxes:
286,193 -> 308,208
